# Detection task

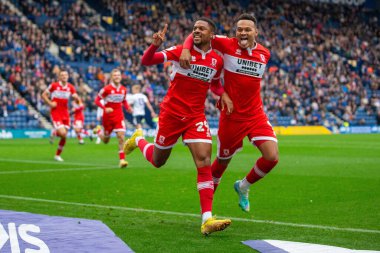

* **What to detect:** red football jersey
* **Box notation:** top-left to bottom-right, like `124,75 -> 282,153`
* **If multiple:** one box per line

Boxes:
97,83 -> 128,120
159,45 -> 223,118
73,103 -> 84,121
212,36 -> 270,120
47,81 -> 77,116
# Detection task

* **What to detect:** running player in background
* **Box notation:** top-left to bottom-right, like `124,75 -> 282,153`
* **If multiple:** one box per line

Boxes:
127,84 -> 157,129
42,69 -> 81,162
95,98 -> 104,144
71,100 -> 92,144
94,69 -> 133,168
180,13 -> 279,213
124,19 -> 233,235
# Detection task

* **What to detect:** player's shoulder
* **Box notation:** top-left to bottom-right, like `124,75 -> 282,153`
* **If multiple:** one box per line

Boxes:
164,44 -> 182,52
49,81 -> 59,87
67,83 -> 76,90
256,43 -> 270,56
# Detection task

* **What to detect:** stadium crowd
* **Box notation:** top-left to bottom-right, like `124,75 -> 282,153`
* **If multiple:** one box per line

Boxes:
0,0 -> 379,129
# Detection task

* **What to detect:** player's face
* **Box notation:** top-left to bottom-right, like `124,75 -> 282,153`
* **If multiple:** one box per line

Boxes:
112,71 -> 122,84
236,20 -> 258,49
59,71 -> 69,83
192,21 -> 213,47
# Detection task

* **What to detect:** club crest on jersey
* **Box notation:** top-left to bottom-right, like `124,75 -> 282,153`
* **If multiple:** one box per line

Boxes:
111,90 -> 114,94
158,135 -> 165,144
260,54 -> 266,62
211,58 -> 217,67
191,56 -> 196,62
223,149 -> 229,156
235,49 -> 242,55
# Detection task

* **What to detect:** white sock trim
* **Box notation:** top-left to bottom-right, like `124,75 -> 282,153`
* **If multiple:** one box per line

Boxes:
239,178 -> 251,193
254,164 -> 267,178
135,136 -> 144,146
202,211 -> 212,224
143,143 -> 154,158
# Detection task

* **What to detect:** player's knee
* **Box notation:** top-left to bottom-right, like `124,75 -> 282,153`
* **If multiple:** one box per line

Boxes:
196,156 -> 211,168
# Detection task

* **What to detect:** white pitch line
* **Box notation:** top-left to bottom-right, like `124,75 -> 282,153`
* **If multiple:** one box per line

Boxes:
0,194 -> 379,234
0,158 -> 112,167
0,166 -> 115,174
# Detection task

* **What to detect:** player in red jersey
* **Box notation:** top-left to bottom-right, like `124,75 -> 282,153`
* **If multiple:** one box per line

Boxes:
71,100 -> 91,144
42,70 -> 81,162
180,13 -> 279,213
94,69 -> 133,168
123,18 -> 233,235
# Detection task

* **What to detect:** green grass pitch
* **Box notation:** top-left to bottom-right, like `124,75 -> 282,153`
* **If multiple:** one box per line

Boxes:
0,134 -> 379,252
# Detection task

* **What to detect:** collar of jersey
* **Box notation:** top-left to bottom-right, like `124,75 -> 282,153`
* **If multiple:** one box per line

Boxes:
59,81 -> 68,87
193,45 -> 212,59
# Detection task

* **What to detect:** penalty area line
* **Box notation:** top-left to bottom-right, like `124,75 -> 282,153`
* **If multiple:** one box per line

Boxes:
0,194 -> 379,234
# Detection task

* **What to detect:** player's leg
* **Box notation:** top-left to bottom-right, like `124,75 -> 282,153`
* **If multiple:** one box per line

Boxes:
96,120 -> 111,144
185,118 -> 231,235
235,115 -> 279,212
212,116 -> 245,192
130,129 -> 173,168
115,131 -> 128,168
124,110 -> 181,168
187,143 -> 214,223
74,125 -> 84,144
54,123 -> 68,162
239,140 -> 279,190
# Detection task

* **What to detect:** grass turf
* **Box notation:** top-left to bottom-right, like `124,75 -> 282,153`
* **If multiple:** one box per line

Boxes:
0,134 -> 379,252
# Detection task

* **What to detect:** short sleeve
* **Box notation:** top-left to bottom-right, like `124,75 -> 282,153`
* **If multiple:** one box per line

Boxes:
211,35 -> 233,54
161,45 -> 183,62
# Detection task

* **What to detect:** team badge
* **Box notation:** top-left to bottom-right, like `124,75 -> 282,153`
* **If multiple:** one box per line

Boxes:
211,58 -> 217,67
223,149 -> 229,156
158,135 -> 165,144
260,54 -> 266,62
191,56 -> 196,62
235,49 -> 241,55
111,90 -> 114,94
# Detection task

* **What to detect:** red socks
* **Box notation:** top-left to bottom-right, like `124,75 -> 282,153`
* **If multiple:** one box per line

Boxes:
137,139 -> 156,167
197,166 -> 214,214
246,157 -> 278,184
56,138 -> 66,156
211,159 -> 228,192
119,150 -> 125,160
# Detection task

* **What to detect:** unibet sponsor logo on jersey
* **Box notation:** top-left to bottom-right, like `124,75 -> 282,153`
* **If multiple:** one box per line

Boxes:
0,222 -> 50,252
106,94 -> 125,103
186,64 -> 216,82
52,90 -> 71,99
224,54 -> 266,78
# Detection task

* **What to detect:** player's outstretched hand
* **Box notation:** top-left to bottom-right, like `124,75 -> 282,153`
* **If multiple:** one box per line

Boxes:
220,92 -> 234,115
179,49 -> 191,69
152,24 -> 168,47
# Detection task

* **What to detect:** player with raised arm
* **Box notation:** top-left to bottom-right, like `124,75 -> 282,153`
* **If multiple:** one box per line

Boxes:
180,13 -> 279,213
123,18 -> 233,235
94,69 -> 133,168
42,69 -> 81,161
127,84 -> 157,129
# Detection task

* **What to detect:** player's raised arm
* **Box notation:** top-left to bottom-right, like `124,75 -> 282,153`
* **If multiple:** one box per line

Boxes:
179,34 -> 193,69
141,24 -> 168,66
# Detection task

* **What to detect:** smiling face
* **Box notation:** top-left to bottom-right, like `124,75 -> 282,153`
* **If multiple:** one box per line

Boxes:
111,70 -> 122,85
236,19 -> 258,49
192,20 -> 213,47
59,71 -> 69,84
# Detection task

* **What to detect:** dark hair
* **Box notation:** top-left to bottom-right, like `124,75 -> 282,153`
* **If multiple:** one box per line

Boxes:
235,13 -> 257,25
196,17 -> 217,32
